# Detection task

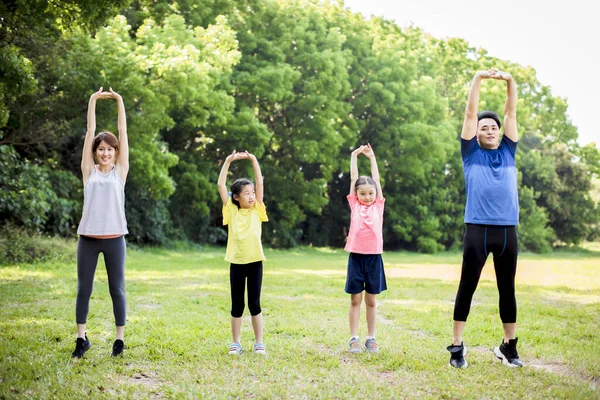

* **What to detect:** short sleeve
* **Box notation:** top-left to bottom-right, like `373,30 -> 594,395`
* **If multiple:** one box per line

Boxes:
346,193 -> 358,208
255,201 -> 268,222
222,198 -> 233,226
501,135 -> 518,158
461,137 -> 479,161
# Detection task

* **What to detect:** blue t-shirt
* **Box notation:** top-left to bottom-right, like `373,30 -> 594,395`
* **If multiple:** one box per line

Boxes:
462,136 -> 519,225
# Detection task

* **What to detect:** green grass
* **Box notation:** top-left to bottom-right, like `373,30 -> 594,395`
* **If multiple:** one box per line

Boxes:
1,245 -> 599,399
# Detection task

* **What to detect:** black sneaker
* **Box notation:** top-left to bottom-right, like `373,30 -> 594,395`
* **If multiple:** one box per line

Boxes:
494,337 -> 524,367
447,342 -> 468,369
71,335 -> 91,358
111,339 -> 124,357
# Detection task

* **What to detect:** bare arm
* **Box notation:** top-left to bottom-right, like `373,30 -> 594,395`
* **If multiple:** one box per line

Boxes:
217,153 -> 234,205
461,71 -> 489,140
109,88 -> 129,183
349,145 -> 366,195
246,152 -> 264,204
363,144 -> 383,199
500,72 -> 518,142
81,88 -> 104,185
217,151 -> 248,205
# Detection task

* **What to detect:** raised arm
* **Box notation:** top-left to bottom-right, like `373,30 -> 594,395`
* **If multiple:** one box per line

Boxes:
217,151 -> 248,205
461,71 -> 490,140
363,144 -> 383,199
218,152 -> 234,205
499,71 -> 518,142
81,87 -> 104,184
109,88 -> 129,183
349,145 -> 366,195
246,152 -> 264,204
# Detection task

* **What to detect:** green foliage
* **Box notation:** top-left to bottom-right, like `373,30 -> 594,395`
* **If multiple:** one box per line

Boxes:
1,0 -> 598,252
44,168 -> 83,236
0,0 -> 128,136
0,145 -> 54,230
517,184 -> 555,253
520,144 -> 599,246
0,45 -> 38,130
50,12 -> 242,243
0,145 -> 82,236
0,224 -> 75,265
125,183 -> 173,245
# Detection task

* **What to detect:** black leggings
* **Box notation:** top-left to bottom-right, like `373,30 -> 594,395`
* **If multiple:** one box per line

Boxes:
76,236 -> 127,326
453,224 -> 518,323
230,261 -> 263,318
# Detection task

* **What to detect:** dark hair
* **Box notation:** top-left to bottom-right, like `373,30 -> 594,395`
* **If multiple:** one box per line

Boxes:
355,176 -> 377,194
92,131 -> 119,154
477,110 -> 501,129
230,178 -> 253,208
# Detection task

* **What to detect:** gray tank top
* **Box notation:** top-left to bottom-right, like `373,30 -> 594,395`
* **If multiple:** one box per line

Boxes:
77,166 -> 128,235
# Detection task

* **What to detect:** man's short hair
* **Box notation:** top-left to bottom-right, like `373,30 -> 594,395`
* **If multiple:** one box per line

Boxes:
477,110 -> 501,129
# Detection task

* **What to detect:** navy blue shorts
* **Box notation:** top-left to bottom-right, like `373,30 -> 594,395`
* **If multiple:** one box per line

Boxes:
345,253 -> 387,295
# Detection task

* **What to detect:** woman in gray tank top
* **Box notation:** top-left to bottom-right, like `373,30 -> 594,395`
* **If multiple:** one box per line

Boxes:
71,87 -> 129,359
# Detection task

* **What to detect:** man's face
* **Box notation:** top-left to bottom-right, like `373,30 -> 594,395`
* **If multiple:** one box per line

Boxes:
477,118 -> 501,149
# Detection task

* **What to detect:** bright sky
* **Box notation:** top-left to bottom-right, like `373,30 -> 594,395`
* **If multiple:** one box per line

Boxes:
343,0 -> 598,147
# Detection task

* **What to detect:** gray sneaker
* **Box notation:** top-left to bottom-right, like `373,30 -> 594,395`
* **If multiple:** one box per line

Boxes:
253,343 -> 266,355
349,337 -> 362,354
365,338 -> 379,353
228,343 -> 242,355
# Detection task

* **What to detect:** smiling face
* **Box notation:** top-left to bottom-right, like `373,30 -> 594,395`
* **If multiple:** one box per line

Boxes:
477,118 -> 501,149
356,183 -> 377,206
92,132 -> 119,167
95,140 -> 116,166
233,183 -> 256,209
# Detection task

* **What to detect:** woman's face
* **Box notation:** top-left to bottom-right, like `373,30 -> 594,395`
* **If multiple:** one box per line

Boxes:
95,140 -> 116,166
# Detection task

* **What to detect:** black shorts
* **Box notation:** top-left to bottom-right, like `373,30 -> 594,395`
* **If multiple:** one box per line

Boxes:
344,253 -> 387,295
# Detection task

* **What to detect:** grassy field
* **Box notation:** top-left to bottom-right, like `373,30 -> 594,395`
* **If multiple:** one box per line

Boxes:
1,244 -> 599,399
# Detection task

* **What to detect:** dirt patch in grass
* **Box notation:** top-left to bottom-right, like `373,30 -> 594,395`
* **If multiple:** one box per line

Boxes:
376,371 -> 399,386
529,358 -> 599,389
469,345 -> 492,355
542,292 -> 600,305
137,304 -> 161,310
385,264 -> 459,282
129,371 -> 160,388
377,314 -> 393,325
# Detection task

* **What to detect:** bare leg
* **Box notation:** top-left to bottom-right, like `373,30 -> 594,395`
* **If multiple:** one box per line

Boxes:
77,323 -> 86,338
503,322 -> 516,342
116,325 -> 124,341
453,320 -> 466,346
231,317 -> 242,344
252,313 -> 263,343
364,293 -> 377,337
349,293 -> 362,337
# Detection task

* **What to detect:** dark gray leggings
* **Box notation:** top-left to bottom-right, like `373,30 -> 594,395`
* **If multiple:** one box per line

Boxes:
76,235 -> 126,326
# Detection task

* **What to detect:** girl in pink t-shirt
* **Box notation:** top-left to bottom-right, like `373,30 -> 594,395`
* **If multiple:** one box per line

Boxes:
345,144 -> 387,354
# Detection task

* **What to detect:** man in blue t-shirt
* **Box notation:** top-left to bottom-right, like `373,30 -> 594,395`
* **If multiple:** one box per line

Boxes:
447,69 -> 524,369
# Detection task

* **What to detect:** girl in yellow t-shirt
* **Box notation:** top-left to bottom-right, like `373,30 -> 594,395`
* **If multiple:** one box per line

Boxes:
217,150 -> 268,355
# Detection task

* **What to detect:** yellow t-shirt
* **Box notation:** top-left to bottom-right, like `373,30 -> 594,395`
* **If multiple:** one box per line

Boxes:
223,198 -> 268,264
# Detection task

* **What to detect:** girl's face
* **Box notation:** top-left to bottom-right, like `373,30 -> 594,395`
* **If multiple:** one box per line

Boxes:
95,140 -> 116,166
234,184 -> 256,209
356,184 -> 377,206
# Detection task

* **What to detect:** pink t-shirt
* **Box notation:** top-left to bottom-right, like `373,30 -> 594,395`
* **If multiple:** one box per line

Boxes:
344,194 -> 385,254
